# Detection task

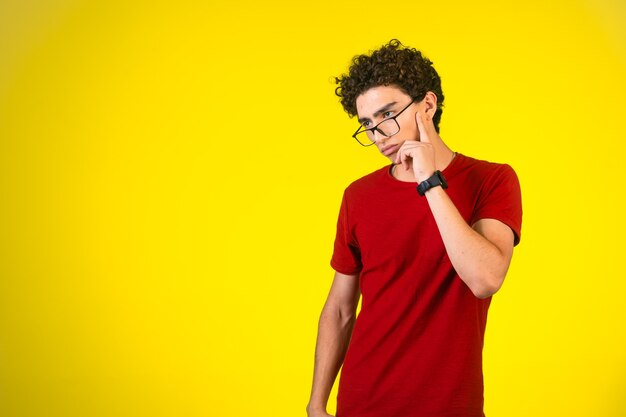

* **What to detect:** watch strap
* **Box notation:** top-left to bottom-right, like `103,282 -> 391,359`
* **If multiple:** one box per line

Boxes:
417,170 -> 448,196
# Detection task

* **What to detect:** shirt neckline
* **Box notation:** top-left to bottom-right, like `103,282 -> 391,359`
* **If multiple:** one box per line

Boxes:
384,152 -> 465,186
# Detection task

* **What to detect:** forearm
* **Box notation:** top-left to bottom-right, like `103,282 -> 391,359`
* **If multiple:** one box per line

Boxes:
307,304 -> 355,413
424,186 -> 511,298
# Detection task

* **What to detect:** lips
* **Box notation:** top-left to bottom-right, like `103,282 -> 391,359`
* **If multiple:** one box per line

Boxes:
381,143 -> 400,157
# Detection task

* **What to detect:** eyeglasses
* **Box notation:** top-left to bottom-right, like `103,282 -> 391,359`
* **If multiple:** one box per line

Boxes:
352,99 -> 415,146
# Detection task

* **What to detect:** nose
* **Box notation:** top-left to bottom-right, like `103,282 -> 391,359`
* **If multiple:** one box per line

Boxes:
372,129 -> 390,145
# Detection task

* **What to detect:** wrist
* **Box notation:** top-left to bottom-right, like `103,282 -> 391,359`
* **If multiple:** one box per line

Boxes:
416,170 -> 448,196
306,402 -> 327,413
416,172 -> 434,183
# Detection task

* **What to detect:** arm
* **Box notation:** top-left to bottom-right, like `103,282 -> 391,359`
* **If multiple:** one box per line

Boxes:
396,105 -> 516,299
423,187 -> 515,298
307,271 -> 361,417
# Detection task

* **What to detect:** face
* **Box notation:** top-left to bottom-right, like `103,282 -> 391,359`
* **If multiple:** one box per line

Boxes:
355,85 -> 422,162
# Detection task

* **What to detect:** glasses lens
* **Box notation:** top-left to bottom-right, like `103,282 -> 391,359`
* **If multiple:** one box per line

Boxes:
377,119 -> 400,137
354,130 -> 375,146
353,118 -> 400,146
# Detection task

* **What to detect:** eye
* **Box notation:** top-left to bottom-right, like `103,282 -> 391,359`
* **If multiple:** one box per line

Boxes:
382,111 -> 393,118
362,121 -> 371,128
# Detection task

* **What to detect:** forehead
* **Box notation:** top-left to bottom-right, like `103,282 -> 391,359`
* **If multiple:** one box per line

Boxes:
355,85 -> 411,118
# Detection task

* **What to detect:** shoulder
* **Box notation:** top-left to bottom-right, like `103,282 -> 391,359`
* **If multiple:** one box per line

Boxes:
453,153 -> 519,186
456,153 -> 516,175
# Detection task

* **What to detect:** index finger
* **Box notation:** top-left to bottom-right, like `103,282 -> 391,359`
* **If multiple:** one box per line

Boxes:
414,110 -> 429,143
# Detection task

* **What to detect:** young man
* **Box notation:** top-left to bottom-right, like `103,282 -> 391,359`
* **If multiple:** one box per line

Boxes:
306,40 -> 523,417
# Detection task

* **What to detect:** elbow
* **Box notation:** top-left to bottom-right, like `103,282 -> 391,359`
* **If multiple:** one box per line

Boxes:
338,308 -> 357,329
468,272 -> 505,299
472,286 -> 498,300
321,302 -> 357,329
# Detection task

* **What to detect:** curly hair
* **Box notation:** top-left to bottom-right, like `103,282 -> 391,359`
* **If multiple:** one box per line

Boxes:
335,39 -> 445,133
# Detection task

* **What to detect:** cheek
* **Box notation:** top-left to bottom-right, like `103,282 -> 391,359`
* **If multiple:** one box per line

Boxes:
401,123 -> 419,140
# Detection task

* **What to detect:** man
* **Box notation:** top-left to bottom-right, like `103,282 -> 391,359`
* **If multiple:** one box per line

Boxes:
306,40 -> 523,417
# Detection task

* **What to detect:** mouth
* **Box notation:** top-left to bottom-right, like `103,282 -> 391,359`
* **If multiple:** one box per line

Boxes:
381,143 -> 401,157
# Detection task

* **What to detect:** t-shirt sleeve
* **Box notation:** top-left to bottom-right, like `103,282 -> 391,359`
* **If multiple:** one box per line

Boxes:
470,164 -> 523,246
330,191 -> 363,275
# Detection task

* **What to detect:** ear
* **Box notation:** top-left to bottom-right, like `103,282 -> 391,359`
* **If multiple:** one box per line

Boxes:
421,91 -> 438,120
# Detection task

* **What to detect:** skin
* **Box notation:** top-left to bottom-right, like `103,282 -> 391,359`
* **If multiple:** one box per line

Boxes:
306,85 -> 516,416
306,271 -> 359,417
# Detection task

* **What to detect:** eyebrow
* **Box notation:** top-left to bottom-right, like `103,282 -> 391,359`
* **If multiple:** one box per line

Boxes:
357,101 -> 398,125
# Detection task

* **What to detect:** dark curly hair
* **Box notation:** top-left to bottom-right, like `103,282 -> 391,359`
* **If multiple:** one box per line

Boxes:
335,39 -> 445,133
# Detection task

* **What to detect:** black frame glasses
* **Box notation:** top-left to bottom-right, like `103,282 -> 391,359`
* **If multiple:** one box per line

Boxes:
352,99 -> 415,146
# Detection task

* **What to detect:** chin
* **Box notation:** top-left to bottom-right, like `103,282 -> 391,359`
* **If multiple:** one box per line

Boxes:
381,151 -> 397,163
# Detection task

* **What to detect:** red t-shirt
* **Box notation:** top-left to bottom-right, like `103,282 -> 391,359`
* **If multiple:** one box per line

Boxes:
331,153 -> 522,417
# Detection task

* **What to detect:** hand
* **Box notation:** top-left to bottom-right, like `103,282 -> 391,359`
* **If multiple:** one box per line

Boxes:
306,404 -> 334,417
394,110 -> 436,182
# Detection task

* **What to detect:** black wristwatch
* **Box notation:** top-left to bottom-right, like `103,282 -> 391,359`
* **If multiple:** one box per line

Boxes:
416,170 -> 448,196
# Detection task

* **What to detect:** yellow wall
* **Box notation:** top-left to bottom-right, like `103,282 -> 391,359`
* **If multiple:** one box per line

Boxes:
1,1 -> 625,416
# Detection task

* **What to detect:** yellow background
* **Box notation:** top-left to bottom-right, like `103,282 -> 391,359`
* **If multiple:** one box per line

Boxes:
1,0 -> 625,416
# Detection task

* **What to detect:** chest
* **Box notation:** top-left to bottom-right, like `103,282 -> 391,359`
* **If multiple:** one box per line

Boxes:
350,185 -> 476,260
